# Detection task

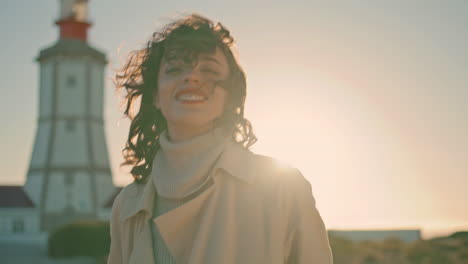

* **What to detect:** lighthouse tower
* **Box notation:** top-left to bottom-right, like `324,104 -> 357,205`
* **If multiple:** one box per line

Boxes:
23,0 -> 115,231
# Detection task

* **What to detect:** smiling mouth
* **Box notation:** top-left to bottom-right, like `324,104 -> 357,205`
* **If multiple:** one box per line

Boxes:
175,93 -> 207,104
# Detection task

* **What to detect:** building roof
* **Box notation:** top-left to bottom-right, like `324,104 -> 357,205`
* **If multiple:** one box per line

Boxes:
36,39 -> 107,64
0,186 -> 35,208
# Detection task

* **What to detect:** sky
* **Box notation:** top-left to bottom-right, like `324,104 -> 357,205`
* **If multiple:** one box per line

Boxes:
1,0 -> 468,239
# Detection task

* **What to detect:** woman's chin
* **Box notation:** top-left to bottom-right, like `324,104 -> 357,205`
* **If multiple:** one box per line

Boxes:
169,118 -> 216,131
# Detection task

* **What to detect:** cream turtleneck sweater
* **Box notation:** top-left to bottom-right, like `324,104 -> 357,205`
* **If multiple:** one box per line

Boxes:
150,128 -> 231,263
152,128 -> 230,199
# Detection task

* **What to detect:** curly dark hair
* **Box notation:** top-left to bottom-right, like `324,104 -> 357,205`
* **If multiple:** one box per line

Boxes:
115,14 -> 257,183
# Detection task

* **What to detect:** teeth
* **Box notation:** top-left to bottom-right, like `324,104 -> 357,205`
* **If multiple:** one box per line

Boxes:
177,94 -> 205,101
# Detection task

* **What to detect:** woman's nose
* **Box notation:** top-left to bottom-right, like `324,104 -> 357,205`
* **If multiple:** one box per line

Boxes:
183,68 -> 202,84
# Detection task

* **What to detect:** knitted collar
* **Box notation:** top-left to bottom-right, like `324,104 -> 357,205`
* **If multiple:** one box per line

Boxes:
151,128 -> 230,199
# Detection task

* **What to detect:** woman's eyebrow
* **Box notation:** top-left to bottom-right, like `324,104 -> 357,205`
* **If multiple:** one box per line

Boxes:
199,57 -> 221,65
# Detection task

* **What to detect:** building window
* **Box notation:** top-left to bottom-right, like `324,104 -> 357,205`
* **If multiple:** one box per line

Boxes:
80,200 -> 84,210
65,173 -> 74,185
66,76 -> 77,88
65,120 -> 75,132
13,219 -> 24,233
0,218 -> 6,233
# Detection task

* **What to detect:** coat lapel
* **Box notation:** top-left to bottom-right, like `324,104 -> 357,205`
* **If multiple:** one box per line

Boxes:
184,177 -> 241,264
121,180 -> 156,264
128,219 -> 155,264
125,142 -> 258,264
155,184 -> 215,264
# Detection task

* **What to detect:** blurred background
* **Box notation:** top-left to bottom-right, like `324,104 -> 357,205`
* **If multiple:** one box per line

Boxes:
1,0 -> 467,262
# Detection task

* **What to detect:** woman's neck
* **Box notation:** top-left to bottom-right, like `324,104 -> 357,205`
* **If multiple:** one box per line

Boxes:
166,123 -> 214,142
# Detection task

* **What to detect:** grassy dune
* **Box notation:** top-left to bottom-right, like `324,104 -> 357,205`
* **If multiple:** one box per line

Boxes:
330,231 -> 468,264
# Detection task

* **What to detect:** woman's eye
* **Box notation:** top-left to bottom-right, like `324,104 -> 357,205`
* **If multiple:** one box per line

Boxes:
201,67 -> 220,75
165,67 -> 182,74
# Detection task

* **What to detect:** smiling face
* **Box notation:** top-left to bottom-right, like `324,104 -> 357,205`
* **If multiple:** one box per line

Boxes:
154,47 -> 230,141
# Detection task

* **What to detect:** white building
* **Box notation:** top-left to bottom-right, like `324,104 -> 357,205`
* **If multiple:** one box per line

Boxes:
0,0 -> 117,234
329,229 -> 422,243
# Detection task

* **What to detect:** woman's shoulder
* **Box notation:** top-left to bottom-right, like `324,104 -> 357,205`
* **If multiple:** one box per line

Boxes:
117,180 -> 142,196
111,180 -> 146,210
250,153 -> 311,189
221,142 -> 311,192
236,152 -> 319,220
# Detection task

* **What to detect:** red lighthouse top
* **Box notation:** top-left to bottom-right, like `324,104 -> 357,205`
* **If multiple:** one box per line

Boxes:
56,0 -> 91,42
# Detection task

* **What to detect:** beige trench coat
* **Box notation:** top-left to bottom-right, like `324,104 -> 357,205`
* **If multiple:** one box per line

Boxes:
108,142 -> 333,264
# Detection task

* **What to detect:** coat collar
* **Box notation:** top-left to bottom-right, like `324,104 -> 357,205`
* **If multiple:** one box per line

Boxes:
119,141 -> 256,221
213,141 -> 256,185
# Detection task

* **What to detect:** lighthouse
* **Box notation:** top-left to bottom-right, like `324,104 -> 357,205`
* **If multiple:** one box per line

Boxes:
19,0 -> 116,231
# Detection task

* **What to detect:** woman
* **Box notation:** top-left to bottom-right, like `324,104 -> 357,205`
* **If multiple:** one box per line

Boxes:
108,14 -> 333,264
